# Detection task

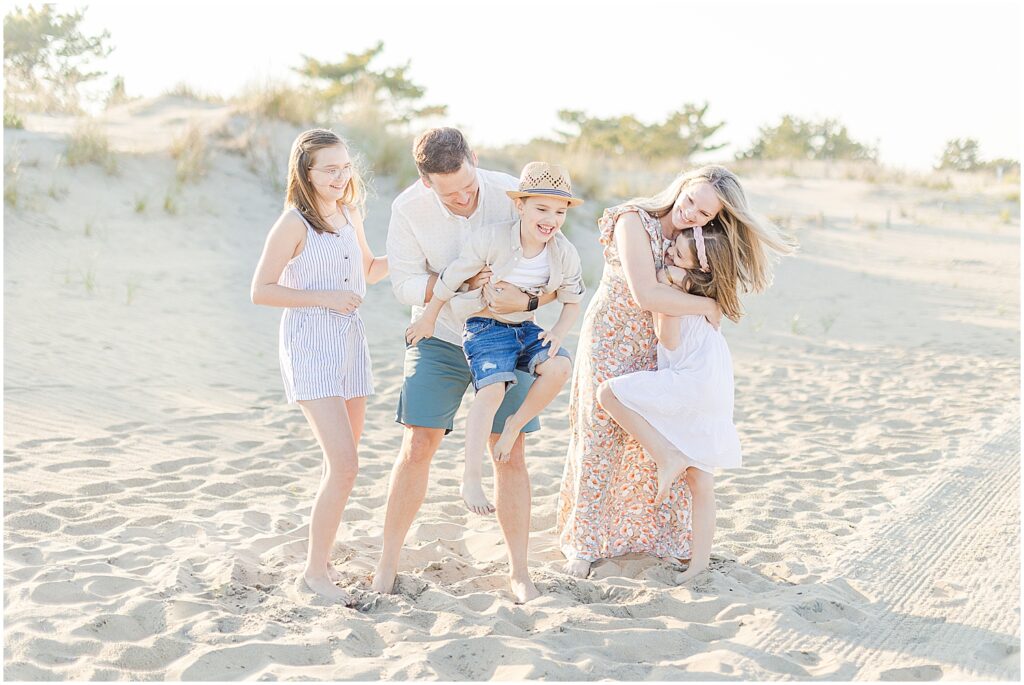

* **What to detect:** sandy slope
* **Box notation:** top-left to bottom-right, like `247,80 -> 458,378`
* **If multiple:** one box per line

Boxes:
4,100 -> 1020,680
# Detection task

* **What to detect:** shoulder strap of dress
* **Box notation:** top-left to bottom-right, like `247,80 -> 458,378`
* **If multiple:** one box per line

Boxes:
340,204 -> 353,226
291,206 -> 316,232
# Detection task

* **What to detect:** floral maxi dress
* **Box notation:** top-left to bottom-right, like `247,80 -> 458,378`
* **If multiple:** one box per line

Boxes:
556,205 -> 693,563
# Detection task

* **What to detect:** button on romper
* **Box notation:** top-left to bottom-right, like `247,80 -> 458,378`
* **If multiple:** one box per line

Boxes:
278,207 -> 374,403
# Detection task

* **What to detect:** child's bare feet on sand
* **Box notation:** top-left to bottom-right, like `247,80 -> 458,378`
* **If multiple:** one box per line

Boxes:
492,425 -> 518,462
326,564 -> 342,583
303,572 -> 352,603
509,574 -> 541,603
460,479 -> 495,515
562,558 -> 592,578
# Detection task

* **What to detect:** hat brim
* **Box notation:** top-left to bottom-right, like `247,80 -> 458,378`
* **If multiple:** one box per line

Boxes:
507,190 -> 584,207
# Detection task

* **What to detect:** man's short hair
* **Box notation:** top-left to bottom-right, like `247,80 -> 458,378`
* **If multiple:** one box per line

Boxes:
413,127 -> 473,177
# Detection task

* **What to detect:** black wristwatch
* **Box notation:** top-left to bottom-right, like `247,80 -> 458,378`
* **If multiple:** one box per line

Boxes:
526,294 -> 539,312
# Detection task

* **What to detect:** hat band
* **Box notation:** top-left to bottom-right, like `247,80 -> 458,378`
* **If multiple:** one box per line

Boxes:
517,187 -> 573,198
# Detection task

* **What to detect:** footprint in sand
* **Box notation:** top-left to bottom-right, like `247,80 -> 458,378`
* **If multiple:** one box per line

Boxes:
43,458 -> 111,472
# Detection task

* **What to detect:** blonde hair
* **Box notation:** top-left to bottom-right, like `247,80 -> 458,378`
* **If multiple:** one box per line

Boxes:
625,164 -> 796,293
285,128 -> 367,234
674,229 -> 743,322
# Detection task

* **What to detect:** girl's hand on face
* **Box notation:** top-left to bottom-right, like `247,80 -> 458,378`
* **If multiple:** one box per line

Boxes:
324,290 -> 363,315
656,267 -> 672,286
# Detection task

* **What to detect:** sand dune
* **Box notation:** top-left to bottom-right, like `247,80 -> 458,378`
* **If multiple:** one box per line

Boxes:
4,100 -> 1020,680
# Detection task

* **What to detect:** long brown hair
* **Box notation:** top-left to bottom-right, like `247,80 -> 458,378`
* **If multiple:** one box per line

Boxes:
285,128 -> 367,234
626,165 -> 796,293
675,227 -> 743,322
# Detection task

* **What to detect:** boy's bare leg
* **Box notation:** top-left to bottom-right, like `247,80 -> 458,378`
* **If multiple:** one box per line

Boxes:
596,381 -> 689,505
462,383 -> 505,514
493,355 -> 571,461
491,431 -> 541,603
370,425 -> 445,594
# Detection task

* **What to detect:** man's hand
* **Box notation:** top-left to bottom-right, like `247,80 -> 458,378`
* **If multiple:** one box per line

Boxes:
405,315 -> 435,346
466,266 -> 493,291
483,281 -> 529,314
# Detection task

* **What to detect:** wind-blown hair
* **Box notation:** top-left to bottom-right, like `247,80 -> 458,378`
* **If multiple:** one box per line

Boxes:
625,165 -> 796,293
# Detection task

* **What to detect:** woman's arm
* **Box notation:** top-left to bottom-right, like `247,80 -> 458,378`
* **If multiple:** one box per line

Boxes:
251,211 -> 356,310
349,206 -> 388,285
614,213 -> 722,327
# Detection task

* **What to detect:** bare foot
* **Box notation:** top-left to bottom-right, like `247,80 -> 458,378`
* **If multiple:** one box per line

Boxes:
326,564 -> 342,583
509,575 -> 541,603
303,572 -> 352,603
492,425 -> 518,463
460,480 -> 495,515
370,567 -> 397,594
562,558 -> 592,578
651,448 -> 689,505
676,562 -> 709,584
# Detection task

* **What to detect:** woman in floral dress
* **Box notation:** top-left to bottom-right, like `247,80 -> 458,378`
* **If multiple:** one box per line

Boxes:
557,165 -> 794,578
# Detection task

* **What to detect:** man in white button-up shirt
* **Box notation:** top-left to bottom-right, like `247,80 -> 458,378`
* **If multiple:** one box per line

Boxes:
373,128 -> 556,603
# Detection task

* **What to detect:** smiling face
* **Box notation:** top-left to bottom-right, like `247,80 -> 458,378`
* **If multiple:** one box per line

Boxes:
306,144 -> 353,205
667,233 -> 699,269
422,157 -> 480,217
669,181 -> 723,232
516,196 -> 570,244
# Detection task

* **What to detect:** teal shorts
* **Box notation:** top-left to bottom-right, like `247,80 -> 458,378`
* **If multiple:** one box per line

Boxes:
396,337 -> 541,435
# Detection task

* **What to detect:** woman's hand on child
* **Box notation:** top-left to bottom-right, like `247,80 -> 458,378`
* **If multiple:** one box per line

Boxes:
323,290 -> 363,315
483,282 -> 527,314
539,328 -> 564,353
405,316 -> 434,346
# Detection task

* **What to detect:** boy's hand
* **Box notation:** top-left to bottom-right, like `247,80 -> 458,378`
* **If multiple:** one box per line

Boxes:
466,266 -> 492,290
538,328 -> 565,353
405,316 -> 435,346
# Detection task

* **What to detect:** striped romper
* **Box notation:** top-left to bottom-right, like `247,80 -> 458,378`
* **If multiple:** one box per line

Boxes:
278,206 -> 374,403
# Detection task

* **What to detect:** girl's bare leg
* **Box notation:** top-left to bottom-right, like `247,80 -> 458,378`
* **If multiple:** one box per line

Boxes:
596,381 -> 689,505
298,396 -> 359,602
323,396 -> 365,583
677,467 -> 716,582
462,383 -> 505,514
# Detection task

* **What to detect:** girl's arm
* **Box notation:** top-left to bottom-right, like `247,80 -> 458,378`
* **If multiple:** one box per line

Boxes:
251,211 -> 358,311
349,205 -> 388,285
653,268 -> 682,349
614,213 -> 722,327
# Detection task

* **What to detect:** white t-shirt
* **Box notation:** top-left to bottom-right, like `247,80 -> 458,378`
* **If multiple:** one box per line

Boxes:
504,246 -> 550,289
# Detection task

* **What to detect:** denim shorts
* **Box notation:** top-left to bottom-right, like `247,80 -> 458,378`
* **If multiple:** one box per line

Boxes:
395,337 -> 540,435
462,317 -> 572,391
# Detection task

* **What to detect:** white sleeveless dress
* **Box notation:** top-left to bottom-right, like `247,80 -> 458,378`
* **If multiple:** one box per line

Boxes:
605,314 -> 741,473
278,207 -> 374,403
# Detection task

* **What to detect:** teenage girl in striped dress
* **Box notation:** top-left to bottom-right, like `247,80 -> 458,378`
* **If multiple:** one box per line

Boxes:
251,129 -> 388,602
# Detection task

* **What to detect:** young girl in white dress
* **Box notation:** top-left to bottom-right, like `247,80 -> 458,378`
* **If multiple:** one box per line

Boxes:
596,223 -> 744,583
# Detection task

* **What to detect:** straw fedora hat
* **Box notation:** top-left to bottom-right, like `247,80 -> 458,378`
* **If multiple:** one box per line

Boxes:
506,162 -> 584,207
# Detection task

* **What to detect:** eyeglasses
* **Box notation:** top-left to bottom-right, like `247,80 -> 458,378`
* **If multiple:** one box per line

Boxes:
308,166 -> 353,180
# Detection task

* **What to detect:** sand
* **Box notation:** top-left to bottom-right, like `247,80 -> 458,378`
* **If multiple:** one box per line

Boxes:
4,98 -> 1020,680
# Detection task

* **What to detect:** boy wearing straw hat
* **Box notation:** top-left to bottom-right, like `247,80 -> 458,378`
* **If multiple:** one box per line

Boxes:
406,162 -> 586,521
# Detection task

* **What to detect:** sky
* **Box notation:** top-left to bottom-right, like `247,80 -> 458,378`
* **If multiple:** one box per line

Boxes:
66,0 -> 1021,170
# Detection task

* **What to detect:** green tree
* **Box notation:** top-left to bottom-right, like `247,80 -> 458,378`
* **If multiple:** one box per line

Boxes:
555,103 -> 726,160
295,41 -> 446,125
4,4 -> 112,113
937,138 -> 982,171
740,115 -> 877,162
